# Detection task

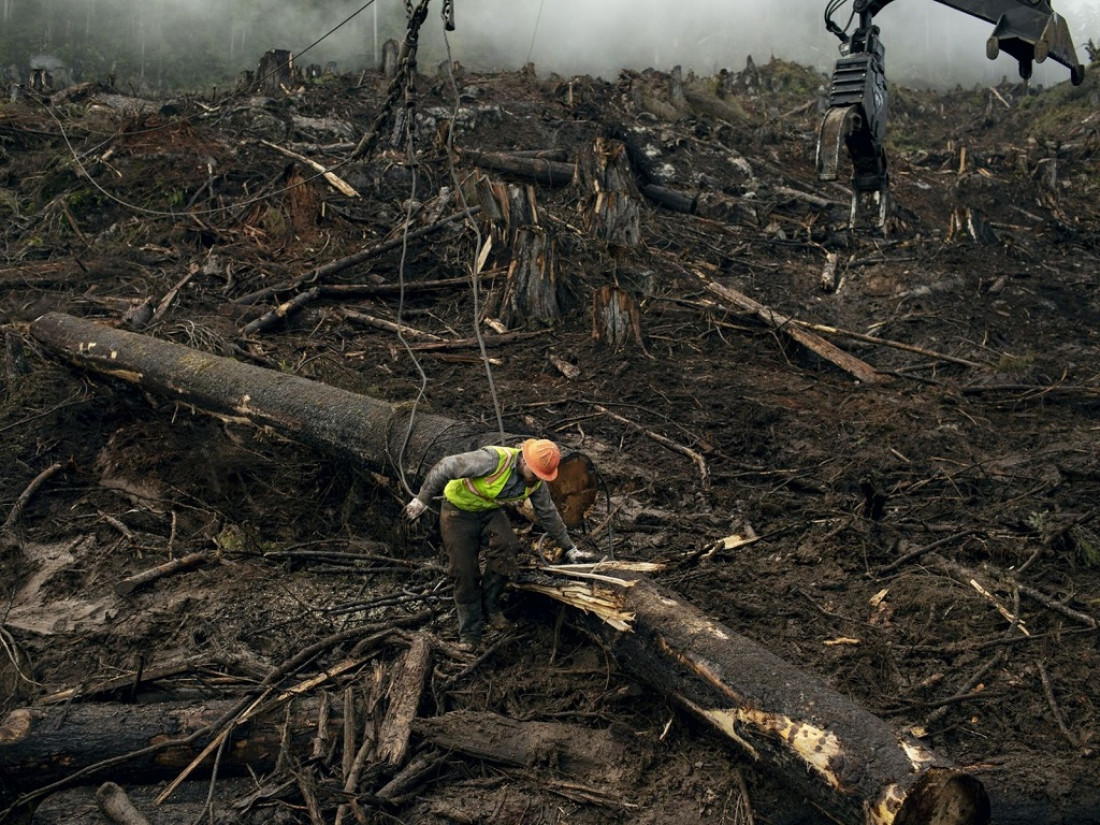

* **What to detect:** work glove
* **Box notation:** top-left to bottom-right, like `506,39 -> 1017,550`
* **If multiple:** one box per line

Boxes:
403,498 -> 427,521
564,544 -> 599,563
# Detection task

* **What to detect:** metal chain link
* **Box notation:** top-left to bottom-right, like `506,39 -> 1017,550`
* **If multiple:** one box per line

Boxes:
351,0 -> 431,162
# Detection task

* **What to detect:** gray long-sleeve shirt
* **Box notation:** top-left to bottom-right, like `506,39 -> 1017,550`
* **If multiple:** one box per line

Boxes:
415,447 -> 573,549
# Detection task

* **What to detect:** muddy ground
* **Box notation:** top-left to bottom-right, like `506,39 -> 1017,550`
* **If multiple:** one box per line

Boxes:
1,48 -> 1099,825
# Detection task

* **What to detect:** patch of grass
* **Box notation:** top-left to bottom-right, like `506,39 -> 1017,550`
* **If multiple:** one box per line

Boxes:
1071,525 -> 1100,569
993,352 -> 1035,372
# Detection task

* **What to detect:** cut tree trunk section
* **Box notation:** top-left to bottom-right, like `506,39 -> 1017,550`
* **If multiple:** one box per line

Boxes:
0,698 -> 325,787
516,568 -> 990,825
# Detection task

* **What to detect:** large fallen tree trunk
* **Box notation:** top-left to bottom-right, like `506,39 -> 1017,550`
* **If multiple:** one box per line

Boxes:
517,568 -> 990,825
28,313 -> 986,825
0,697 -> 327,787
27,312 -> 596,525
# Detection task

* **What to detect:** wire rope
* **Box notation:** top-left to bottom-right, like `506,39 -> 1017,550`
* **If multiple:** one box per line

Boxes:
526,0 -> 547,66
442,28 -> 506,442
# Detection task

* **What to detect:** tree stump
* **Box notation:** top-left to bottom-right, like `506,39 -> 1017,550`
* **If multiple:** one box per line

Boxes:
577,137 -> 643,250
591,286 -> 644,350
380,39 -> 400,78
256,49 -> 295,95
498,227 -> 565,328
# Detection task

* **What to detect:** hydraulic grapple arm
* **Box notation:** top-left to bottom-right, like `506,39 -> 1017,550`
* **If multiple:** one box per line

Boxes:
862,0 -> 1085,82
817,0 -> 1085,229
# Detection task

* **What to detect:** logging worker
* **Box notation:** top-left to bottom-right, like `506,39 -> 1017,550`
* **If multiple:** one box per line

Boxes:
404,438 -> 593,652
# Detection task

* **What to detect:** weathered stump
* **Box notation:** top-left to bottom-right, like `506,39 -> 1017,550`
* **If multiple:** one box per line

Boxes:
577,137 -> 643,249
256,49 -> 294,95
591,286 -> 644,349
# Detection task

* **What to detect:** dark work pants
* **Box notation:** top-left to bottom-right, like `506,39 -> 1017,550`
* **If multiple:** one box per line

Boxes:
439,502 -> 520,640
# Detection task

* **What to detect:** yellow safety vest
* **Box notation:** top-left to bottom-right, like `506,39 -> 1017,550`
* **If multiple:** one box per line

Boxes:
443,446 -> 541,512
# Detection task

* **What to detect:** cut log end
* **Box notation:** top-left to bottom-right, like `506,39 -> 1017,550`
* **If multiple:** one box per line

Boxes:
891,769 -> 990,825
552,453 -> 599,527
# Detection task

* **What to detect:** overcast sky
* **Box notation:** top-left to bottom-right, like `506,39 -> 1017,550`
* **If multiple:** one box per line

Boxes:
23,0 -> 1098,91
401,0 -> 1100,88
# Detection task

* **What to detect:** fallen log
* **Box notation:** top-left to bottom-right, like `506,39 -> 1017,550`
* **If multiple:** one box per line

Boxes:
412,710 -> 637,785
376,632 -> 431,768
641,183 -> 761,227
516,567 -> 990,825
0,697 -> 328,788
698,275 -> 884,385
30,778 -> 259,825
28,312 -> 596,526
114,552 -> 207,596
460,149 -> 575,187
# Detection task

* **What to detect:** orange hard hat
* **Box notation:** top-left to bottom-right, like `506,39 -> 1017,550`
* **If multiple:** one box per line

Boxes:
521,438 -> 560,482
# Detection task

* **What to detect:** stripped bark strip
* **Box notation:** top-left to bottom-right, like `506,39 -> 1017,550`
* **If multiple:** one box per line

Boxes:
699,276 -> 883,384
3,462 -> 64,534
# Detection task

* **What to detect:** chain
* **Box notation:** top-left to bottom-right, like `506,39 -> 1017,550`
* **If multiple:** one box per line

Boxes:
351,0 -> 432,162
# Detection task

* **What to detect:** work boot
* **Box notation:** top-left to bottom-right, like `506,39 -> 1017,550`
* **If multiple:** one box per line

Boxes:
482,572 -> 513,631
455,601 -> 483,649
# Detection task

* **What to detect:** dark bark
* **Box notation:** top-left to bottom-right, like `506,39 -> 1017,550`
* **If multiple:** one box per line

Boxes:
566,573 -> 990,825
0,698 -> 326,788
256,49 -> 294,95
461,149 -> 576,187
640,182 -> 698,214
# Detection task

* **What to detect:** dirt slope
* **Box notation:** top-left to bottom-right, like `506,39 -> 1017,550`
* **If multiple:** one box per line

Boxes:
1,52 -> 1099,824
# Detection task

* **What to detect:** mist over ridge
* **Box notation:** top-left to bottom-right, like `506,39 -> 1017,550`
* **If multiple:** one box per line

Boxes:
4,0 -> 1099,92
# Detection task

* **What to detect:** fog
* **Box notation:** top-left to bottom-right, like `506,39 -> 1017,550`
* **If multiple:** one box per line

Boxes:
437,0 -> 1099,88
12,0 -> 1100,91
